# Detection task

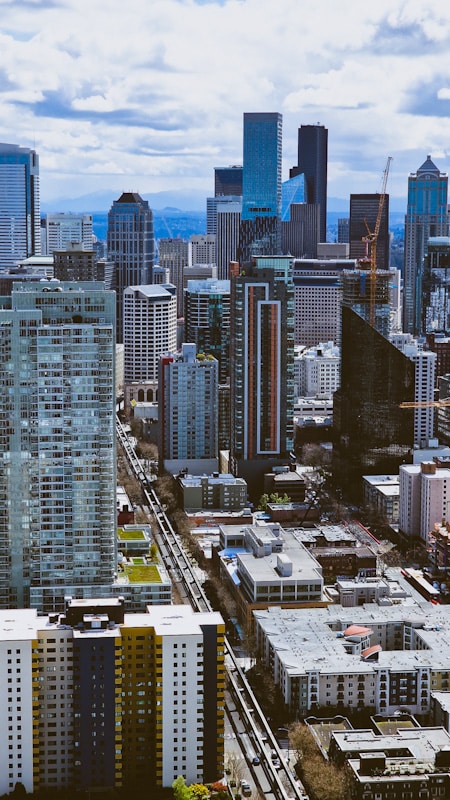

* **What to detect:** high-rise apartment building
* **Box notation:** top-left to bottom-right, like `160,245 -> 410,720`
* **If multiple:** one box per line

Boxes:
123,284 -> 177,406
404,156 -> 449,335
189,234 -> 216,266
43,212 -> 93,254
0,281 -> 116,611
422,236 -> 450,332
184,278 -> 231,383
107,192 -> 155,342
53,242 -> 114,288
0,599 -> 225,795
230,256 -> 294,497
349,193 -> 390,270
0,143 -> 40,271
290,124 -> 328,243
159,343 -> 219,475
158,237 -> 189,316
399,461 -> 450,543
239,112 -> 282,262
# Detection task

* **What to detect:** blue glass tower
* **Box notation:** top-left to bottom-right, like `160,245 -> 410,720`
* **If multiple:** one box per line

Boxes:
0,143 -> 40,271
239,113 -> 282,262
403,156 -> 448,334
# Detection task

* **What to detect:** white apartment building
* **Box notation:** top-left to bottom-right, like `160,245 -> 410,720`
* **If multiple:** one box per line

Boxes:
400,461 -> 450,541
123,284 -> 177,406
294,341 -> 340,398
392,333 -> 437,446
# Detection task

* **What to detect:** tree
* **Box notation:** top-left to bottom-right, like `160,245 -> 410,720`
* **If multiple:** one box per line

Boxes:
257,492 -> 291,511
149,542 -> 159,562
172,776 -> 192,800
189,784 -> 209,800
289,723 -> 349,800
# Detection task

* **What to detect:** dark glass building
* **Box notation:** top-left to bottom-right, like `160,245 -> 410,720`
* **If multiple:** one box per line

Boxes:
214,165 -> 243,197
349,193 -> 390,270
107,192 -> 154,342
291,124 -> 328,243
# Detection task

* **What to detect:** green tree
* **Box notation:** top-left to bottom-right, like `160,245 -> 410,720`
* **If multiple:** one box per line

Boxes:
172,776 -> 192,800
257,492 -> 291,511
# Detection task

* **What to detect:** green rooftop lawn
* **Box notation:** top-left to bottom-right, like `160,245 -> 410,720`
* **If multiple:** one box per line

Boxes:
117,528 -> 147,541
123,564 -> 161,583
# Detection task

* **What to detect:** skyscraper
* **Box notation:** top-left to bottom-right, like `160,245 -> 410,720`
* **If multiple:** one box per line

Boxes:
291,124 -> 328,243
214,165 -> 243,197
349,193 -> 390,270
158,237 -> 189,317
239,112 -> 282,262
0,143 -> 40,271
0,281 -> 116,611
123,284 -> 177,406
107,192 -> 155,342
230,256 -> 294,497
184,278 -> 231,383
159,343 -> 219,475
403,156 -> 449,334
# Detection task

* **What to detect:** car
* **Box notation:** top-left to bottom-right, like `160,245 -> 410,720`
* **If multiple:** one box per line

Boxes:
252,755 -> 260,766
240,779 -> 251,796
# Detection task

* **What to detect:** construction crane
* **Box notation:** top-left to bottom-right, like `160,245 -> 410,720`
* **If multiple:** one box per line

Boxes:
360,156 -> 393,326
399,400 -> 450,409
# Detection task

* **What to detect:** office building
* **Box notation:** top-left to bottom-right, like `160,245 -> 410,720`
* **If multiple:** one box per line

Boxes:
240,112 -> 282,262
0,142 -> 40,271
53,242 -> 114,288
404,156 -> 449,334
290,124 -> 328,243
337,217 -> 349,243
184,278 -> 231,383
43,212 -> 93,254
158,237 -> 189,316
0,281 -> 116,611
123,284 -> 177,407
214,165 -> 243,197
0,599 -> 225,794
107,192 -> 155,342
333,307 -> 416,494
189,234 -> 216,266
281,172 -> 321,260
292,258 -> 353,346
349,192 -> 390,270
178,473 -> 248,512
422,236 -> 450,332
216,200 -> 241,279
230,256 -> 294,497
159,343 -> 219,475
294,341 -> 340,398
206,195 -> 241,237
341,266 -> 393,338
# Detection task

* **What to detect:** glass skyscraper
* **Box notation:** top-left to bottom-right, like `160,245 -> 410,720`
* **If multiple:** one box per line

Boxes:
242,112 -> 282,221
0,142 -> 40,271
291,124 -> 328,244
403,156 -> 448,334
107,192 -> 155,342
0,281 -> 116,611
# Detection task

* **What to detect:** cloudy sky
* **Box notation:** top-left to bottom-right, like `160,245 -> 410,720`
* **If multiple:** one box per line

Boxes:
2,0 -> 450,209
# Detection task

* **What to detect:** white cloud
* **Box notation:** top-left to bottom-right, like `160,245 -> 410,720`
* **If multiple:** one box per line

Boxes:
1,0 -> 450,205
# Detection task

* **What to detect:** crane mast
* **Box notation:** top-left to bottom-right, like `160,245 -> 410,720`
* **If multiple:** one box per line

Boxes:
361,156 -> 393,326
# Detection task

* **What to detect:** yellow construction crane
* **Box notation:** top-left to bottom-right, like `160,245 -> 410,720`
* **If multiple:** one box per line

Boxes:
360,156 -> 393,326
399,400 -> 450,409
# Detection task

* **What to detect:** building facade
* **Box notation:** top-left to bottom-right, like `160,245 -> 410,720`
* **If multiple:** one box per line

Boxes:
0,143 -> 40,271
43,212 -> 93,254
292,258 -> 352,346
0,281 -> 116,611
349,192 -> 390,270
159,343 -> 219,475
0,600 -> 225,795
230,256 -> 294,497
403,156 -> 449,335
184,278 -> 231,383
123,284 -> 177,406
290,124 -> 328,244
107,192 -> 155,342
399,461 -> 450,542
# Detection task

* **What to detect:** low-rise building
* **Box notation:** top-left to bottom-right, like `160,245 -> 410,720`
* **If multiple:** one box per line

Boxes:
178,472 -> 248,511
363,473 -> 400,526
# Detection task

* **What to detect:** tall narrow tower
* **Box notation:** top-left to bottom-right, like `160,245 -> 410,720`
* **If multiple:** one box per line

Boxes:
291,124 -> 328,244
230,256 -> 294,498
107,192 -> 154,342
403,156 -> 448,335
0,143 -> 40,270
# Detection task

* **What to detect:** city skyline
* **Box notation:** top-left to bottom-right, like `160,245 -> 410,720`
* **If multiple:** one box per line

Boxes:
1,1 -> 450,206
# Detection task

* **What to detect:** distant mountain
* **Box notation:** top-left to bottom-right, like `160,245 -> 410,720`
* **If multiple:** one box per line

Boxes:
41,189 -> 209,214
